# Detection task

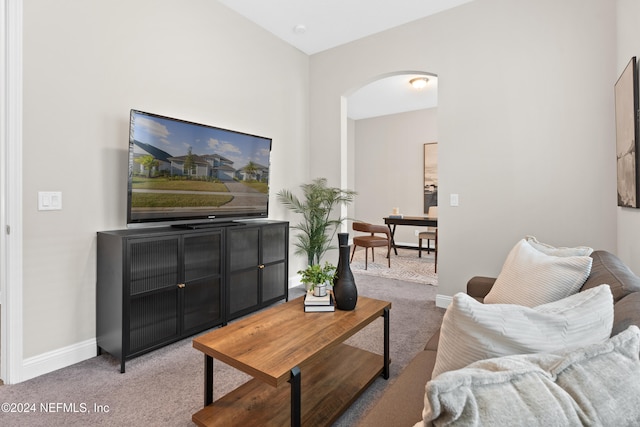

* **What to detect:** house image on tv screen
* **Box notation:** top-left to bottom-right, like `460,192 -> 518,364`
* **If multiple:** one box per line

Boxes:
132,141 -> 269,183
168,150 -> 235,180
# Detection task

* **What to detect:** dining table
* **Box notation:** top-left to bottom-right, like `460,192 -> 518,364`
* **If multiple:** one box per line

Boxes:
383,215 -> 437,255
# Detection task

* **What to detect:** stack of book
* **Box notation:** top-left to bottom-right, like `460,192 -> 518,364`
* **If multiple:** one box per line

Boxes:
304,290 -> 335,312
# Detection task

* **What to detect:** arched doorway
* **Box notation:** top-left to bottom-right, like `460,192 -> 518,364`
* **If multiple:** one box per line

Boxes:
339,71 -> 438,246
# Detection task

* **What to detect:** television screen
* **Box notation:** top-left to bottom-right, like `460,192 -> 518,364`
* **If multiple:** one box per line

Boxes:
127,110 -> 271,226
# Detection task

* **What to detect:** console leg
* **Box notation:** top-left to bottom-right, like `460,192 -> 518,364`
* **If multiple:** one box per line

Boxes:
289,366 -> 301,427
204,355 -> 214,406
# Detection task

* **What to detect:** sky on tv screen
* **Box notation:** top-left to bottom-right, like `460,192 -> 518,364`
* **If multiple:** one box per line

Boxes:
132,112 -> 271,167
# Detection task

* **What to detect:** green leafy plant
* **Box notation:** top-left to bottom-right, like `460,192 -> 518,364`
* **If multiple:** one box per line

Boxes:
278,178 -> 356,265
298,262 -> 336,290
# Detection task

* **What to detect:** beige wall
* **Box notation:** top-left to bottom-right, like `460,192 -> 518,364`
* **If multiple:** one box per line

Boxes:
309,0 -> 617,304
22,0 -> 309,360
351,108 -> 438,245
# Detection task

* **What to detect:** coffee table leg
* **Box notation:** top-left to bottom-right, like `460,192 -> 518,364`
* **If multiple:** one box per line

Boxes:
383,307 -> 390,379
289,366 -> 301,427
204,355 -> 213,406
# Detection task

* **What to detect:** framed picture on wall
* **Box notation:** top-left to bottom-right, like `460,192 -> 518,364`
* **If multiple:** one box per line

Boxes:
615,56 -> 639,208
424,142 -> 438,214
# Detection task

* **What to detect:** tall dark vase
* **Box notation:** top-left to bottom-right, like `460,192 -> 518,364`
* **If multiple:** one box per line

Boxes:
333,232 -> 357,310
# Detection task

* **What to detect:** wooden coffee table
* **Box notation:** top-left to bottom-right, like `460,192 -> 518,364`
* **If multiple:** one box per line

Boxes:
192,295 -> 391,427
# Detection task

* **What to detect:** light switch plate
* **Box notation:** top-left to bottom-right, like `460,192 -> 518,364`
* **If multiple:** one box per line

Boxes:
450,193 -> 459,207
38,191 -> 62,211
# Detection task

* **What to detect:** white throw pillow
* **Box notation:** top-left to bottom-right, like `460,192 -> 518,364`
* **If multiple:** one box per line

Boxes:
484,238 -> 593,306
418,326 -> 640,427
431,284 -> 613,378
525,235 -> 593,257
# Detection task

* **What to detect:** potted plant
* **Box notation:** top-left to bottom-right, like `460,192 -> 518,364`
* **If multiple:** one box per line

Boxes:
277,178 -> 356,266
298,262 -> 336,296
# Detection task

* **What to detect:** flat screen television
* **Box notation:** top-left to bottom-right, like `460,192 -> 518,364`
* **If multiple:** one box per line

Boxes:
127,109 -> 271,227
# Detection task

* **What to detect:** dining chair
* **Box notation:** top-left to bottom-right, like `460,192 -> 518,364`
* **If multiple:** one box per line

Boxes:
418,206 -> 438,272
350,222 -> 391,270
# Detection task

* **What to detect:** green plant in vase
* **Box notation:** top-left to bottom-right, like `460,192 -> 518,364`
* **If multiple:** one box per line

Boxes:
298,262 -> 336,297
277,177 -> 356,266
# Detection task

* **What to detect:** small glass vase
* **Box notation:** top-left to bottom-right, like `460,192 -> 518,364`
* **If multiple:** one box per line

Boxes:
333,232 -> 357,310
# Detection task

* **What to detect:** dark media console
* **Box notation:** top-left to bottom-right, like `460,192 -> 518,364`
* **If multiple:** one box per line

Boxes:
96,220 -> 288,373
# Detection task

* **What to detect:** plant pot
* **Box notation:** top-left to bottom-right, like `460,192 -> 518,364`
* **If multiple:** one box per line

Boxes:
313,283 -> 327,297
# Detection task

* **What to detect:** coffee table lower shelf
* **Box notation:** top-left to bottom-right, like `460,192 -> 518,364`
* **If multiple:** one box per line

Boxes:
192,343 -> 384,427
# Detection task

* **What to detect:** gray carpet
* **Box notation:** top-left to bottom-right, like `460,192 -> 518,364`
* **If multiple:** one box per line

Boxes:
0,274 -> 444,426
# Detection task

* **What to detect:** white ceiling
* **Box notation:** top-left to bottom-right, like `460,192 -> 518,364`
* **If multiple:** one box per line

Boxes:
218,0 -> 471,119
218,0 -> 472,55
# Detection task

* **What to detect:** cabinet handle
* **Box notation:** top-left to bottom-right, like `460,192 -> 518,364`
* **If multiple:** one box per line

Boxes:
259,264 -> 265,269
178,283 -> 186,288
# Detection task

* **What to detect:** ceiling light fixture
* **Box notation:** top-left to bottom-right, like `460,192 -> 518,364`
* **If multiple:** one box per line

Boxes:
410,77 -> 429,90
293,24 -> 307,35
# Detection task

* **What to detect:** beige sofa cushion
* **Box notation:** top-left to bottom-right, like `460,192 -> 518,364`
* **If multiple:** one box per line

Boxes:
484,238 -> 592,306
432,284 -> 613,378
417,326 -> 640,427
356,349 -> 437,427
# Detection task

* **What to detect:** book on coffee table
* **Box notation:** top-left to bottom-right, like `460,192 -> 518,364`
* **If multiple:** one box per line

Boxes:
304,291 -> 332,306
304,292 -> 335,312
304,298 -> 335,312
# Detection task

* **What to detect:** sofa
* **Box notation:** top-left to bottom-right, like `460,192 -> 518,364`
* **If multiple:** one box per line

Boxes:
358,249 -> 640,426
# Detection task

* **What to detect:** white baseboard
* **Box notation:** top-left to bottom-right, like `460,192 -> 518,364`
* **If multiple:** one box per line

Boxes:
22,338 -> 97,382
288,274 -> 303,289
435,294 -> 452,309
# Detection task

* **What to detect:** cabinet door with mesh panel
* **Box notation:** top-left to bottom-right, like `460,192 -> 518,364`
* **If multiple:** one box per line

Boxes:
261,223 -> 288,303
227,227 -> 260,318
127,236 -> 180,355
183,230 -> 223,334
